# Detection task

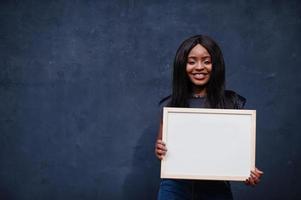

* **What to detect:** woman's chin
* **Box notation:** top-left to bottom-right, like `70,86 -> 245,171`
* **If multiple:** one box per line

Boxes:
191,79 -> 209,87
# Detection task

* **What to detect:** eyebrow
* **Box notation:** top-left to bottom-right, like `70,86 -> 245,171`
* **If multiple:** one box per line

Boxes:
188,55 -> 211,59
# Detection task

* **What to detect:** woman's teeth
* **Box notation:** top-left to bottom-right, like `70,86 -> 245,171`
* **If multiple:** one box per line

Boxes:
193,73 -> 206,79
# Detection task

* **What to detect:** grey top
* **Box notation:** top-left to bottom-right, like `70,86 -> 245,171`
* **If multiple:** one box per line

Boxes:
188,96 -> 206,108
160,97 -> 207,119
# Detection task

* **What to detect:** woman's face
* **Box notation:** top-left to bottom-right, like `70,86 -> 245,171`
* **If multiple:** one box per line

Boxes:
186,44 -> 212,88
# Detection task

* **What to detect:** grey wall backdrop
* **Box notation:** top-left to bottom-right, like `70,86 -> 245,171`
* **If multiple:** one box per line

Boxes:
1,0 -> 300,199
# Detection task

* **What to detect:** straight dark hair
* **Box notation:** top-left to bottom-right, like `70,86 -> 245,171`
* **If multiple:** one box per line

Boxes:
169,35 -> 226,108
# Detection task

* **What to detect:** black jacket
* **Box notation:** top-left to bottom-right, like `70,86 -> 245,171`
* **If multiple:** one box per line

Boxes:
159,90 -> 246,109
224,90 -> 246,109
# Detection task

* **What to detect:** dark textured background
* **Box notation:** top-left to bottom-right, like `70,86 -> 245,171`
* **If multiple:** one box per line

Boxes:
0,0 -> 300,199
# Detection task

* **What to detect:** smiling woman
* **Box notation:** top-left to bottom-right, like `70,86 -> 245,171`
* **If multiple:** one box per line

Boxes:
186,44 -> 212,96
155,35 -> 263,200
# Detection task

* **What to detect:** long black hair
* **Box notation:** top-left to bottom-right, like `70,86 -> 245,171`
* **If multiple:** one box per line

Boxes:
168,35 -> 226,108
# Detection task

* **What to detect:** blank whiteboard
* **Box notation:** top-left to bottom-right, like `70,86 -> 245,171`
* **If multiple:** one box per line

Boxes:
161,107 -> 256,181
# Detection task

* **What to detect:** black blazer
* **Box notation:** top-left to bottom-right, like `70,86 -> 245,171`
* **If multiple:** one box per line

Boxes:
159,90 -> 246,109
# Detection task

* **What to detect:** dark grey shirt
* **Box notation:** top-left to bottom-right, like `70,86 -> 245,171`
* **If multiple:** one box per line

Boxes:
188,97 -> 206,108
160,97 -> 207,120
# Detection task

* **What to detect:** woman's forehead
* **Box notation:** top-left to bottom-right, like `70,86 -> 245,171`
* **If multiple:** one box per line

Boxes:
188,44 -> 210,57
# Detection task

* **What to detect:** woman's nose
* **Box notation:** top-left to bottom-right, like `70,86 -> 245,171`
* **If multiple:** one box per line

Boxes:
195,62 -> 204,70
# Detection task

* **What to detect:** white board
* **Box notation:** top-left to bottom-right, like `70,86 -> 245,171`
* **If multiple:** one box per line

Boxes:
161,107 -> 256,181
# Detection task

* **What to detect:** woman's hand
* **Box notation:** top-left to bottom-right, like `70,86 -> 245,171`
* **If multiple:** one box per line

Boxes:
155,140 -> 167,160
245,167 -> 264,186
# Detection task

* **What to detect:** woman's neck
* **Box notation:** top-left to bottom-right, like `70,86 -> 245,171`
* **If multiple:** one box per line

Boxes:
192,86 -> 207,97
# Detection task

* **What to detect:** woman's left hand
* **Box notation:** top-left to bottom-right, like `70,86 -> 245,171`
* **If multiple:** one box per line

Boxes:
245,167 -> 264,186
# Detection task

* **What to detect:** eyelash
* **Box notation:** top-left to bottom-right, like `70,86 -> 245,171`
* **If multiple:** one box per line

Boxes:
187,61 -> 211,65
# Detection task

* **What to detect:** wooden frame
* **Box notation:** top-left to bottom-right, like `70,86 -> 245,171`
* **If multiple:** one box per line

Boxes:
161,107 -> 256,181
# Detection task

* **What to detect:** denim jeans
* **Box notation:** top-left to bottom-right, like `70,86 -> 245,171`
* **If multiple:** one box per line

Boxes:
157,179 -> 233,200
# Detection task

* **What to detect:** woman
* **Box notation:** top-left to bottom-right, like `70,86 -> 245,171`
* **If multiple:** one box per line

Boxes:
155,35 -> 263,199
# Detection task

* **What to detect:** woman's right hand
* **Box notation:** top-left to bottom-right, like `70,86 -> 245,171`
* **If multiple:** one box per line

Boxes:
155,140 -> 167,160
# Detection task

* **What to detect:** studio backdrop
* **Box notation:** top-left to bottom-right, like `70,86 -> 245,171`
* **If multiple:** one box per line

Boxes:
0,0 -> 300,199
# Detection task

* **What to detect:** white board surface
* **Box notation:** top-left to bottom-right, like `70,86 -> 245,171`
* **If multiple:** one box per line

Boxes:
161,107 -> 256,181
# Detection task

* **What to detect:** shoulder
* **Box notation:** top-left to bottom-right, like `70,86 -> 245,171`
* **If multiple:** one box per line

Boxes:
158,95 -> 172,107
158,95 -> 172,118
224,90 -> 246,109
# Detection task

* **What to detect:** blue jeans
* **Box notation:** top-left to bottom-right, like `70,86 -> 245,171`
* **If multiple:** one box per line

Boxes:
157,179 -> 233,200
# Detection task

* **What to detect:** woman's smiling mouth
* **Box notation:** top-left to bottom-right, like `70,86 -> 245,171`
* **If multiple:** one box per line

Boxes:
192,73 -> 208,79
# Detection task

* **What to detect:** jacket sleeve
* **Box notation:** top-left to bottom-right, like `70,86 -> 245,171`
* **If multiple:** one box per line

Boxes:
224,90 -> 246,109
233,93 -> 246,109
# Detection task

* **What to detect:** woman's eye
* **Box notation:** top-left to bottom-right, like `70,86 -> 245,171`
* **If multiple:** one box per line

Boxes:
204,60 -> 211,65
188,61 -> 195,65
